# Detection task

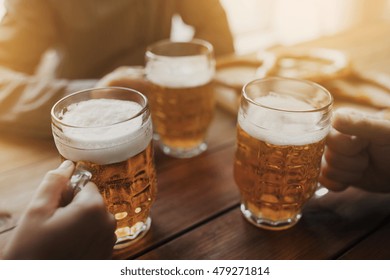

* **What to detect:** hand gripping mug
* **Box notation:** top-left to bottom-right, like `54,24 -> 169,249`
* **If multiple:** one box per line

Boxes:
51,87 -> 157,249
234,77 -> 333,230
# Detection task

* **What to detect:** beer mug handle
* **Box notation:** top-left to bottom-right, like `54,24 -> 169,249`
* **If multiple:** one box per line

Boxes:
69,164 -> 92,195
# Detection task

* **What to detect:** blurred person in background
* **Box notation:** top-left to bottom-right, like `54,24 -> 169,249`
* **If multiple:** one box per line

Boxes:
0,0 -> 234,137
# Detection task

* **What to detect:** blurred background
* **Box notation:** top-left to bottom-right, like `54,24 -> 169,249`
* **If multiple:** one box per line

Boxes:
224,0 -> 389,53
173,0 -> 390,54
0,0 -> 389,54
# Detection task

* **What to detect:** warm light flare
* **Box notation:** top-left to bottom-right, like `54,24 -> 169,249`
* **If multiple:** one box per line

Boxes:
0,0 -> 4,21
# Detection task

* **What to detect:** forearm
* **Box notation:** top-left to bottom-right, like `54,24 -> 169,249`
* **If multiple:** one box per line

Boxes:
178,0 -> 235,57
0,67 -> 97,138
193,20 -> 235,57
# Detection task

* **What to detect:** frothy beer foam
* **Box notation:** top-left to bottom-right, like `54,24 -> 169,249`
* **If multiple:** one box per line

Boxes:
146,56 -> 214,88
239,93 -> 329,146
55,99 -> 152,164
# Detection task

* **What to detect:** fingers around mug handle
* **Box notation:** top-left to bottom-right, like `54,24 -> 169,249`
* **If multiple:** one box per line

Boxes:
69,162 -> 93,196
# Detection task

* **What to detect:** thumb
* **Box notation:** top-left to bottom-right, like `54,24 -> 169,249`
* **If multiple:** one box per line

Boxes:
332,108 -> 390,142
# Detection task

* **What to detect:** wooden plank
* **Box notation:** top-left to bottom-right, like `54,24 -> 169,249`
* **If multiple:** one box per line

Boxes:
0,157 -> 60,254
0,158 -> 60,220
0,135 -> 58,174
113,144 -> 240,259
338,217 -> 390,260
153,108 -> 237,171
137,188 -> 390,260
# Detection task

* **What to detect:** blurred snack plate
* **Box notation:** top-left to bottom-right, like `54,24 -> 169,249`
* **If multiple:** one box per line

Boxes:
323,72 -> 390,109
214,48 -> 390,114
267,48 -> 351,83
214,52 -> 275,114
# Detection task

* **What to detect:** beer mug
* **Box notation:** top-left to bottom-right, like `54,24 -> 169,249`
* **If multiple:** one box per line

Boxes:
51,87 -> 157,249
98,39 -> 216,158
146,39 -> 216,158
127,39 -> 216,158
234,77 -> 333,230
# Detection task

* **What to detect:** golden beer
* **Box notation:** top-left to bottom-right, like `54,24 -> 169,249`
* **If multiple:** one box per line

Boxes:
67,142 -> 156,247
234,77 -> 333,230
146,39 -> 215,158
51,87 -> 157,248
149,83 -> 215,150
234,125 -> 325,227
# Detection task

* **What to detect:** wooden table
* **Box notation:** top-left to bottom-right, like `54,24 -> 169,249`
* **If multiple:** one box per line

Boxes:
1,21 -> 390,260
1,106 -> 390,260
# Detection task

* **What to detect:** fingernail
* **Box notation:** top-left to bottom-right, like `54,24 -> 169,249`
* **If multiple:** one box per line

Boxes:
59,160 -> 74,169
